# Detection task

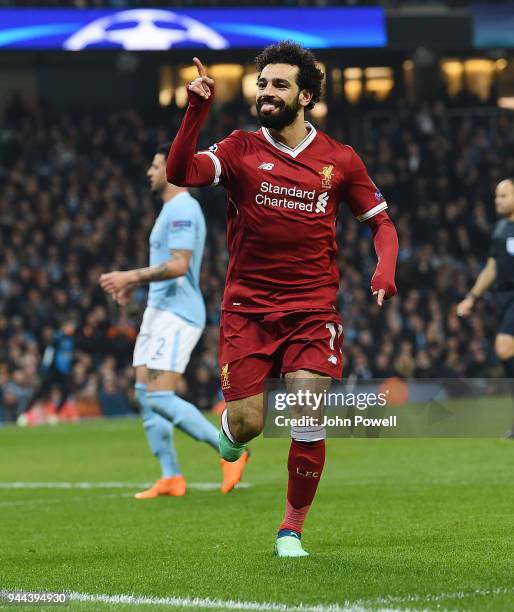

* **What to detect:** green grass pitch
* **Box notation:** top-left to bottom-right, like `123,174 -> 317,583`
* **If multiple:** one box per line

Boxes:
1,410 -> 514,611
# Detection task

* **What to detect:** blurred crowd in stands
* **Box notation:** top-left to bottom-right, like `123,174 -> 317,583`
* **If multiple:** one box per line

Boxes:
1,87 -> 513,422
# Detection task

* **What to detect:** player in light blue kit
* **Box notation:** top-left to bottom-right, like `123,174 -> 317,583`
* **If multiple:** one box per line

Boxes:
100,144 -> 248,498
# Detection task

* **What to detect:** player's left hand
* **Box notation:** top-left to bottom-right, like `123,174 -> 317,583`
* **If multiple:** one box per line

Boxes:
373,288 -> 386,306
99,271 -> 137,295
371,270 -> 397,306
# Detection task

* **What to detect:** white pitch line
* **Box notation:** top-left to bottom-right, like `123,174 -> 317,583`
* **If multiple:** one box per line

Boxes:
49,586 -> 514,611
0,482 -> 252,490
364,585 -> 514,606
8,584 -> 513,612
67,591 -> 370,611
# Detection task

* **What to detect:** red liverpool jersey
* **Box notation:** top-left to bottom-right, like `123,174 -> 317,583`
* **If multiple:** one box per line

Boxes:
199,122 -> 387,312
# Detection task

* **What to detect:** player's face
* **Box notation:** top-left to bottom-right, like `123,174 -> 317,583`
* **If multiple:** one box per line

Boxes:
147,153 -> 167,194
256,63 -> 309,130
494,180 -> 514,217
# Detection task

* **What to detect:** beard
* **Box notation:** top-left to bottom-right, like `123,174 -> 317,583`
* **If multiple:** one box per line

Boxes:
256,95 -> 301,130
150,180 -> 166,196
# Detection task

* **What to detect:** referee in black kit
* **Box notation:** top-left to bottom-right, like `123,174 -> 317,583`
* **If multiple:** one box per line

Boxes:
457,178 -> 514,433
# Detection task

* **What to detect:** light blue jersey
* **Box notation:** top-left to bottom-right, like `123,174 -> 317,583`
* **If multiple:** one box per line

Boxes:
148,192 -> 206,328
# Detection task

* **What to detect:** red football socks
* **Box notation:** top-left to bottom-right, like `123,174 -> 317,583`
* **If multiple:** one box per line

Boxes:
279,439 -> 326,534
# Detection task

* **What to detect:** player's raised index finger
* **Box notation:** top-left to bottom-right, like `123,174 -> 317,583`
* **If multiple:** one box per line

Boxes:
193,57 -> 207,77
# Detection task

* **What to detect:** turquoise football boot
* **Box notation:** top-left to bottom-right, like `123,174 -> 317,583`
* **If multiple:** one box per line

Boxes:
274,529 -> 309,557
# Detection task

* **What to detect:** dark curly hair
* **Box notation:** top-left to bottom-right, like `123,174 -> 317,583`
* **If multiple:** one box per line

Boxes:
255,41 -> 324,111
157,142 -> 172,157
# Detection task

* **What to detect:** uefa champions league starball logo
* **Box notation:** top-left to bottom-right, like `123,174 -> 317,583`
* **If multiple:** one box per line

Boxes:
63,9 -> 229,51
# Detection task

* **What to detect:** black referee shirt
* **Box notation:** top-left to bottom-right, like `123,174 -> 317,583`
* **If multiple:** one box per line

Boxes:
490,219 -> 514,293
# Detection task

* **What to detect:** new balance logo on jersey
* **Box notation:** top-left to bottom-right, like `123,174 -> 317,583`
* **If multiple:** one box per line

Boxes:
328,355 -> 337,365
315,192 -> 329,214
258,162 -> 274,170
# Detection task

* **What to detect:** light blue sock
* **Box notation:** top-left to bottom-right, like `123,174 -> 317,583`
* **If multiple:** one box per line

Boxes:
135,383 -> 180,478
147,390 -> 219,452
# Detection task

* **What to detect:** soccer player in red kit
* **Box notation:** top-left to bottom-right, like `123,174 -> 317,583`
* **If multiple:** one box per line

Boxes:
167,42 -> 398,557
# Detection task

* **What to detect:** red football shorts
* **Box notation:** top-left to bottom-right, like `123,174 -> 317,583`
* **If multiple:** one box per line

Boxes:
219,309 -> 344,401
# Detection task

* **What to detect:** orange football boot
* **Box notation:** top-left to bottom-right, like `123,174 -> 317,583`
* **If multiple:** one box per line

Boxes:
221,450 -> 250,494
134,475 -> 186,499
